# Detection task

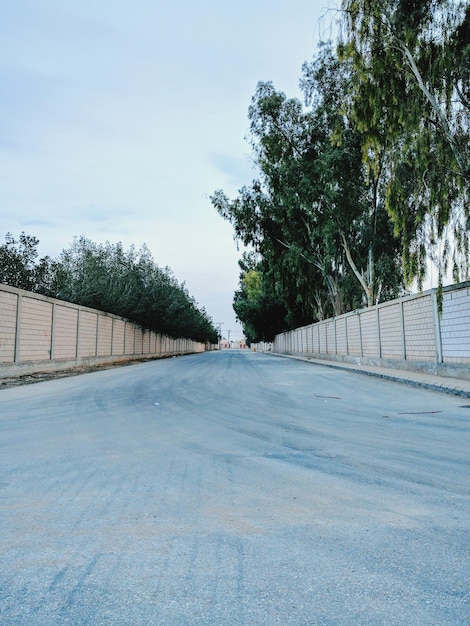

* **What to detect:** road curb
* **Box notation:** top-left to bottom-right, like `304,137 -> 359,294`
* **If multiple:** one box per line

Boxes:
265,352 -> 470,398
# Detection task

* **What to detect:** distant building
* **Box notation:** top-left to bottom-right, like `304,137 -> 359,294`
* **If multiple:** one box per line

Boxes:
219,339 -> 247,349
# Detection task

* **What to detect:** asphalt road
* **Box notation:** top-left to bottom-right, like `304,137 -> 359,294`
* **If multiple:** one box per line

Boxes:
1,350 -> 469,625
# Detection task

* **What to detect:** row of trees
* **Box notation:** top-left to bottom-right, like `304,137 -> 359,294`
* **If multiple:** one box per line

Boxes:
0,233 -> 218,344
212,1 -> 469,343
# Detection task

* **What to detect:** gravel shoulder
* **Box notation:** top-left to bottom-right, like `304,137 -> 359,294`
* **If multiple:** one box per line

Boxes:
0,355 -> 173,390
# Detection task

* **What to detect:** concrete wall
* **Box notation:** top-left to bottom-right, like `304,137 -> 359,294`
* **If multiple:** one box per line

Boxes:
0,283 -> 208,377
254,282 -> 470,380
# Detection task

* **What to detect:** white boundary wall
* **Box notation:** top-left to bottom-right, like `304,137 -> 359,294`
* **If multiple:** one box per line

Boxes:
0,283 -> 209,377
254,282 -> 470,380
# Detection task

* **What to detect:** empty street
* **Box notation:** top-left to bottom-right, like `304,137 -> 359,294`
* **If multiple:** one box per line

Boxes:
1,350 -> 469,625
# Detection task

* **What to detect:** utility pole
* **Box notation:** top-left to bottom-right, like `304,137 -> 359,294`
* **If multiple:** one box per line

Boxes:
226,329 -> 231,348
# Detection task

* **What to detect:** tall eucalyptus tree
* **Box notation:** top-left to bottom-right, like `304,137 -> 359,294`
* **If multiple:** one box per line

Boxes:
213,42 -> 403,340
339,0 -> 470,288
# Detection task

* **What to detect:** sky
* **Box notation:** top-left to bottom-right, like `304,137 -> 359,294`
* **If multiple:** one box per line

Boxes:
0,0 -> 339,341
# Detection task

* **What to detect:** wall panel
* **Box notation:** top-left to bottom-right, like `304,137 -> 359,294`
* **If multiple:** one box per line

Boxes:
19,298 -> 53,361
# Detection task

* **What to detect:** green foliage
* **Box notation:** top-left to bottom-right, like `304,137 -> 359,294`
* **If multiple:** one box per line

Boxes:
215,0 -> 469,345
0,232 -> 56,293
212,41 -> 404,339
55,236 -> 218,343
0,233 -> 218,344
231,253 -> 289,343
339,0 -> 470,287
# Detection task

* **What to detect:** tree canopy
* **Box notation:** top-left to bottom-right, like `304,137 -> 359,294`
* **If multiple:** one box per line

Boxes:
338,0 -> 470,288
0,233 -> 218,344
231,252 -> 289,344
212,42 -> 404,341
213,2 -> 469,341
0,232 -> 56,294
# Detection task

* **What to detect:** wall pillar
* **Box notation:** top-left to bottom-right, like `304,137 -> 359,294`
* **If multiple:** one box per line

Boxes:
431,289 -> 443,364
14,294 -> 22,363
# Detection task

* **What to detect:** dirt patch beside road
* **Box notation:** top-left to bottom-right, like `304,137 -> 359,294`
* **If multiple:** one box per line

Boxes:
0,356 -> 174,390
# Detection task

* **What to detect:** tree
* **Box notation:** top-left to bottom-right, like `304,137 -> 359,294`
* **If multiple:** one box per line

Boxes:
212,42 -> 404,335
52,236 -> 218,343
338,0 -> 470,288
301,42 -> 405,306
0,232 -> 55,293
232,253 -> 289,343
0,232 -> 218,344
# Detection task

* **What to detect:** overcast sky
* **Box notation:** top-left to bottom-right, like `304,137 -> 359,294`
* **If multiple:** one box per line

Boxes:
1,0 -> 339,340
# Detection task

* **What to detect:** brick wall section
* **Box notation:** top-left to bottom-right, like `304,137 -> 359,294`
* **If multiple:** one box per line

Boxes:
149,332 -> 156,354
289,331 -> 295,353
402,296 -> 435,361
379,302 -> 403,359
0,283 -> 208,375
311,326 -> 319,353
97,315 -> 113,357
134,327 -> 143,355
302,327 -> 308,352
112,319 -> 125,356
299,328 -> 306,352
20,298 -> 53,361
78,311 -> 98,358
143,330 -> 151,355
265,282 -> 470,375
298,329 -> 303,352
307,326 -> 314,352
441,286 -> 470,363
326,320 -> 335,354
124,323 -> 135,355
319,323 -> 327,353
282,332 -> 289,353
336,317 -> 347,355
360,309 -> 379,358
54,305 -> 78,359
345,315 -> 361,357
0,291 -> 17,362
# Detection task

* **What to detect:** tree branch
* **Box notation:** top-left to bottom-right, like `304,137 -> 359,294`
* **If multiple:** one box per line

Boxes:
340,232 -> 373,306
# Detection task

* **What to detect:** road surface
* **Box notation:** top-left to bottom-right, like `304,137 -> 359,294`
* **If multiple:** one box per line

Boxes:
1,350 -> 469,625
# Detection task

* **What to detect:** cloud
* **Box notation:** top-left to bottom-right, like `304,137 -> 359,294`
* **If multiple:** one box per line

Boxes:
21,218 -> 58,229
72,205 -> 134,224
